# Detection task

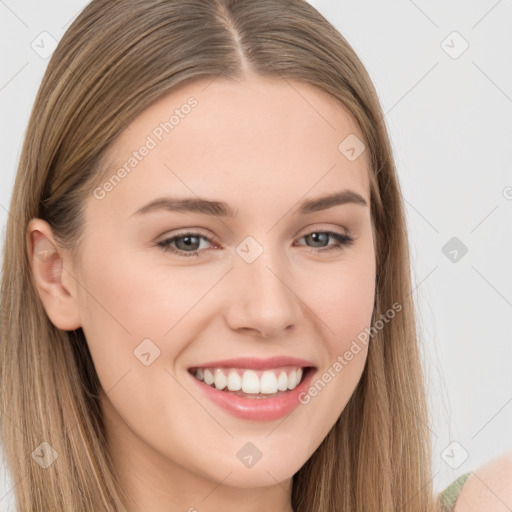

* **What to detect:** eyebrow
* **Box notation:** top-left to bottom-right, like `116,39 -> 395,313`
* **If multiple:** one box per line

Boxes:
130,189 -> 368,218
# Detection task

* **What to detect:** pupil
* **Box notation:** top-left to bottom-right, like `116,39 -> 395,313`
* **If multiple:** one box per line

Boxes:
179,236 -> 198,250
309,232 -> 327,247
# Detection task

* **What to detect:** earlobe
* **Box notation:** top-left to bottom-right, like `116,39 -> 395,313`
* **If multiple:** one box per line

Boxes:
27,219 -> 82,331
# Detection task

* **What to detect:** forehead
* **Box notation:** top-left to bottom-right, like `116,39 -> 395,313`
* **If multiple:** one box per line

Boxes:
93,75 -> 371,218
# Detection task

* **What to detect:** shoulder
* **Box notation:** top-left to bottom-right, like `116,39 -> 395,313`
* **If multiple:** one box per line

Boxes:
453,452 -> 512,512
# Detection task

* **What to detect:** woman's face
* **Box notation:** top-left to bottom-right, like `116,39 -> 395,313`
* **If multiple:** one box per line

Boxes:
47,75 -> 376,507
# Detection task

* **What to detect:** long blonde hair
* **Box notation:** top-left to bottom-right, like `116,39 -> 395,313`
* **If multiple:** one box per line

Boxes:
0,1 -> 436,510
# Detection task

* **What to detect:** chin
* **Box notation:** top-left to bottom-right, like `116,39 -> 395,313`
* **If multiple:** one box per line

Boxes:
199,449 -> 307,489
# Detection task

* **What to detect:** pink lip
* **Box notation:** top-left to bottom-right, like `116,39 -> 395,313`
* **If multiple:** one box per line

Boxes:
188,365 -> 317,422
188,356 -> 315,371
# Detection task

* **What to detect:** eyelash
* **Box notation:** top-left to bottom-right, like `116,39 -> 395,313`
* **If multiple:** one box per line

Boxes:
156,230 -> 355,257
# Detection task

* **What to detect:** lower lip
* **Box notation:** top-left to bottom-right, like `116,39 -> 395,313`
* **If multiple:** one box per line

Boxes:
188,368 -> 316,421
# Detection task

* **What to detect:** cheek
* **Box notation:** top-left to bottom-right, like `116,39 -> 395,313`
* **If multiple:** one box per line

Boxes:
304,250 -> 376,351
76,247 -> 221,473
78,244 -> 219,343
291,250 -> 375,452
317,266 -> 374,334
75,243 -> 229,408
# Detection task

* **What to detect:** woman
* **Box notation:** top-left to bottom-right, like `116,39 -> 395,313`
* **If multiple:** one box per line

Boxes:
0,1 -> 510,511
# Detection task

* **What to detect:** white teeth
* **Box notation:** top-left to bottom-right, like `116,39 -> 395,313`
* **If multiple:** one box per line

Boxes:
277,371 -> 288,391
193,366 -> 305,393
241,370 -> 260,393
260,371 -> 278,394
287,369 -> 297,390
203,369 -> 214,385
227,370 -> 242,391
214,369 -> 227,390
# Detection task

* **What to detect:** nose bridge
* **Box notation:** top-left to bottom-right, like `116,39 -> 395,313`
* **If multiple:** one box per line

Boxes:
227,235 -> 301,336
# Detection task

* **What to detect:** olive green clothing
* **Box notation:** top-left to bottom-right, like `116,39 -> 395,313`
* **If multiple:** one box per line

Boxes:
438,472 -> 472,511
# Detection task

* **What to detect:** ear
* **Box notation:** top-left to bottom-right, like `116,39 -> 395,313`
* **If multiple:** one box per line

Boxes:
26,218 -> 82,331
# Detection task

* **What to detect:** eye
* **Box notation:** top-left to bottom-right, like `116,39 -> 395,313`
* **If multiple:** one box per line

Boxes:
157,230 -> 354,257
295,231 -> 355,253
157,231 -> 217,257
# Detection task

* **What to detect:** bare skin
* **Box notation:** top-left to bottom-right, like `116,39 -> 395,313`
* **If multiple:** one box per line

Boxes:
28,74 -> 376,511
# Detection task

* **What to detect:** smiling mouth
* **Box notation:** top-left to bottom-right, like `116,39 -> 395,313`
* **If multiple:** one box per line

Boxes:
188,366 -> 312,399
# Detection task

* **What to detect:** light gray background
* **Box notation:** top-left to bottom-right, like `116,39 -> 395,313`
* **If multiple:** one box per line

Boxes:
1,1 -> 511,509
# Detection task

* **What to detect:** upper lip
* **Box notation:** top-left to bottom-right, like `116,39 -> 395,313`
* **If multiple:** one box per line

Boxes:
188,356 -> 316,371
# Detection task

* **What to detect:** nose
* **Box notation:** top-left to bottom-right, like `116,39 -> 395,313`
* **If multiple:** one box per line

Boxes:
224,243 -> 302,338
